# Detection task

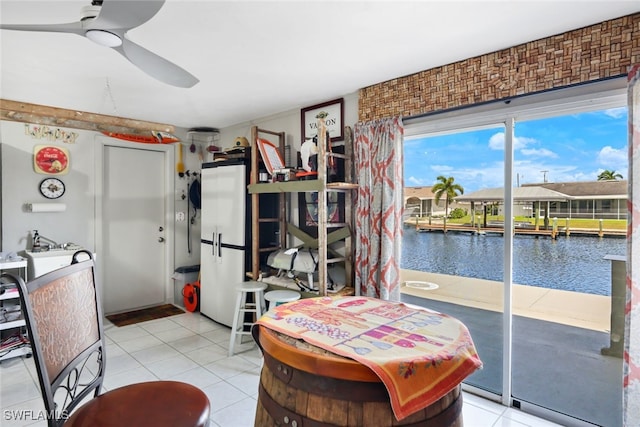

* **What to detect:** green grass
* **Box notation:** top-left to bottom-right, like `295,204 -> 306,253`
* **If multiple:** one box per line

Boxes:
410,215 -> 627,230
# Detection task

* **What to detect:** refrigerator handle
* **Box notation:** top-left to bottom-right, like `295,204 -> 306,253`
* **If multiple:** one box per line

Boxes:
218,233 -> 222,258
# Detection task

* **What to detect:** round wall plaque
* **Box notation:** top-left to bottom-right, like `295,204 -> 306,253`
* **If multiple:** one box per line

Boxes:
34,145 -> 69,175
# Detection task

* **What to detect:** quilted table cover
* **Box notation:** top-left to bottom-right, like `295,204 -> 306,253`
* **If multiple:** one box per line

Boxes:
255,296 -> 483,420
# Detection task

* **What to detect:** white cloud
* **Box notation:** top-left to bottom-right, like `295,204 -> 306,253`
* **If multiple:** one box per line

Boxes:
520,148 -> 558,158
488,132 -> 536,151
406,176 -> 423,185
488,132 -> 505,150
571,171 -> 594,182
433,162 -> 505,192
603,107 -> 626,119
597,146 -> 627,167
430,164 -> 454,173
514,160 -> 579,184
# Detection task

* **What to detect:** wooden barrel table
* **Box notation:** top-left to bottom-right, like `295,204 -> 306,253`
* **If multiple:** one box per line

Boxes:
253,325 -> 463,427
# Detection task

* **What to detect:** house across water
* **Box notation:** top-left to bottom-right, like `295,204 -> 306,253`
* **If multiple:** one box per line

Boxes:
405,180 -> 627,221
523,180 -> 627,220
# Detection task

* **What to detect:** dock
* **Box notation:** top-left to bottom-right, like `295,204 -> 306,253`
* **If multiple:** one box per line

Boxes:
412,222 -> 626,239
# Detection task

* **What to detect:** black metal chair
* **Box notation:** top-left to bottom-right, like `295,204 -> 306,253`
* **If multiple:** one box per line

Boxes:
1,251 -> 210,427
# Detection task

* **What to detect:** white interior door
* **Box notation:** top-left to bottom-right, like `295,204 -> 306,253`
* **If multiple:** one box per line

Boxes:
103,145 -> 167,314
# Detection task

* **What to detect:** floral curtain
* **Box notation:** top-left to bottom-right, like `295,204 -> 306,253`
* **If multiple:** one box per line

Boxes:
353,117 -> 404,301
624,64 -> 640,425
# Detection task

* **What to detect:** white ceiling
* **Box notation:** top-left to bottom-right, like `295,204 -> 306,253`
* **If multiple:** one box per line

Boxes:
1,1 -> 638,131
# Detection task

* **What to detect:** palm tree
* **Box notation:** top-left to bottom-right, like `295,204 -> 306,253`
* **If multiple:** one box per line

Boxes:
597,170 -> 623,181
431,176 -> 464,232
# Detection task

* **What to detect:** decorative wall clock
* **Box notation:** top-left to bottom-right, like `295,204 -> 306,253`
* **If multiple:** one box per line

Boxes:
39,177 -> 66,199
33,145 -> 70,175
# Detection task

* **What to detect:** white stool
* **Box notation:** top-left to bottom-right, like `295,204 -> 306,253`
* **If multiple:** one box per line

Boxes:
264,290 -> 301,311
228,281 -> 267,357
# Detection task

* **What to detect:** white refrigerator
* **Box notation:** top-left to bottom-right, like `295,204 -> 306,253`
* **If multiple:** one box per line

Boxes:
200,159 -> 251,327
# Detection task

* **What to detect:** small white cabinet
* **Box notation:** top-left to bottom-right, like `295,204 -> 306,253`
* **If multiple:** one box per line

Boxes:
0,259 -> 31,361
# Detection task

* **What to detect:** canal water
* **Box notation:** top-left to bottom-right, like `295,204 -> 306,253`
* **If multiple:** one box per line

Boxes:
401,228 -> 627,296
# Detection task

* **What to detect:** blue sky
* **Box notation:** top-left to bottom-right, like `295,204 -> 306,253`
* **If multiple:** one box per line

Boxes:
404,107 -> 628,193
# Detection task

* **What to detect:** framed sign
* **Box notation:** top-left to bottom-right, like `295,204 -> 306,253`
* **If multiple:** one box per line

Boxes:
256,138 -> 284,175
33,145 -> 70,175
301,98 -> 344,143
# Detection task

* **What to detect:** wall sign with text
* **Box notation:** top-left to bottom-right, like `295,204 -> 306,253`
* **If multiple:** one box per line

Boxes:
33,145 -> 70,175
301,98 -> 344,143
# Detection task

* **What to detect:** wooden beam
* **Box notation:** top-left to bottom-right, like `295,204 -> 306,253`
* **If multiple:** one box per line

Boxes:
0,99 -> 175,135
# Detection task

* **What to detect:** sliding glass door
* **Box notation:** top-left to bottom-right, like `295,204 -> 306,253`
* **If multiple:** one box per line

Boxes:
510,111 -> 627,426
401,125 -> 506,396
402,80 -> 628,426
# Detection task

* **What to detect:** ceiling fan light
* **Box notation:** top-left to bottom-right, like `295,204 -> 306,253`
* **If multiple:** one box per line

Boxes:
86,30 -> 122,47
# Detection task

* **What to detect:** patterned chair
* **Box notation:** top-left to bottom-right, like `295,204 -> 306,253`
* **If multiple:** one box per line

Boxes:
1,251 -> 210,427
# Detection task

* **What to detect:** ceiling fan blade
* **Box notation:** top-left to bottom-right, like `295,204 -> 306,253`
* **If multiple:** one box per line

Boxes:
93,0 -> 165,30
0,21 -> 85,35
115,37 -> 199,88
1,1 -> 196,88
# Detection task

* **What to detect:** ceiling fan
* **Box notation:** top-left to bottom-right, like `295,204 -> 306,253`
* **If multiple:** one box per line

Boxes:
0,0 -> 199,88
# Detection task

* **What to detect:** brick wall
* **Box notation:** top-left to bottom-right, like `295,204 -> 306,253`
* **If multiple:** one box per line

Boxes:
358,14 -> 640,121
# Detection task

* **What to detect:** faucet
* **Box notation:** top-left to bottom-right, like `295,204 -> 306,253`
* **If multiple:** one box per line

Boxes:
38,235 -> 60,250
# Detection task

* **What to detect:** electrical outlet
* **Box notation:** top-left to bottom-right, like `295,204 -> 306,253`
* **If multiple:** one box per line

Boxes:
176,189 -> 186,201
176,212 -> 186,222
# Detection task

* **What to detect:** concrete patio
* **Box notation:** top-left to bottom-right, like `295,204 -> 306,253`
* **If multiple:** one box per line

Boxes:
399,268 -> 622,427
400,269 -> 611,332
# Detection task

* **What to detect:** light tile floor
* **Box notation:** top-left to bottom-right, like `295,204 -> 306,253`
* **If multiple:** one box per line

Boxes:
0,311 -> 563,427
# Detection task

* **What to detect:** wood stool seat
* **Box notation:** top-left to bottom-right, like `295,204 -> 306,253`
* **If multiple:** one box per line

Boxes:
65,381 -> 210,427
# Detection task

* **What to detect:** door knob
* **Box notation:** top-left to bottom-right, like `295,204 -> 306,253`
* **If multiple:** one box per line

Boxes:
158,237 -> 165,243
